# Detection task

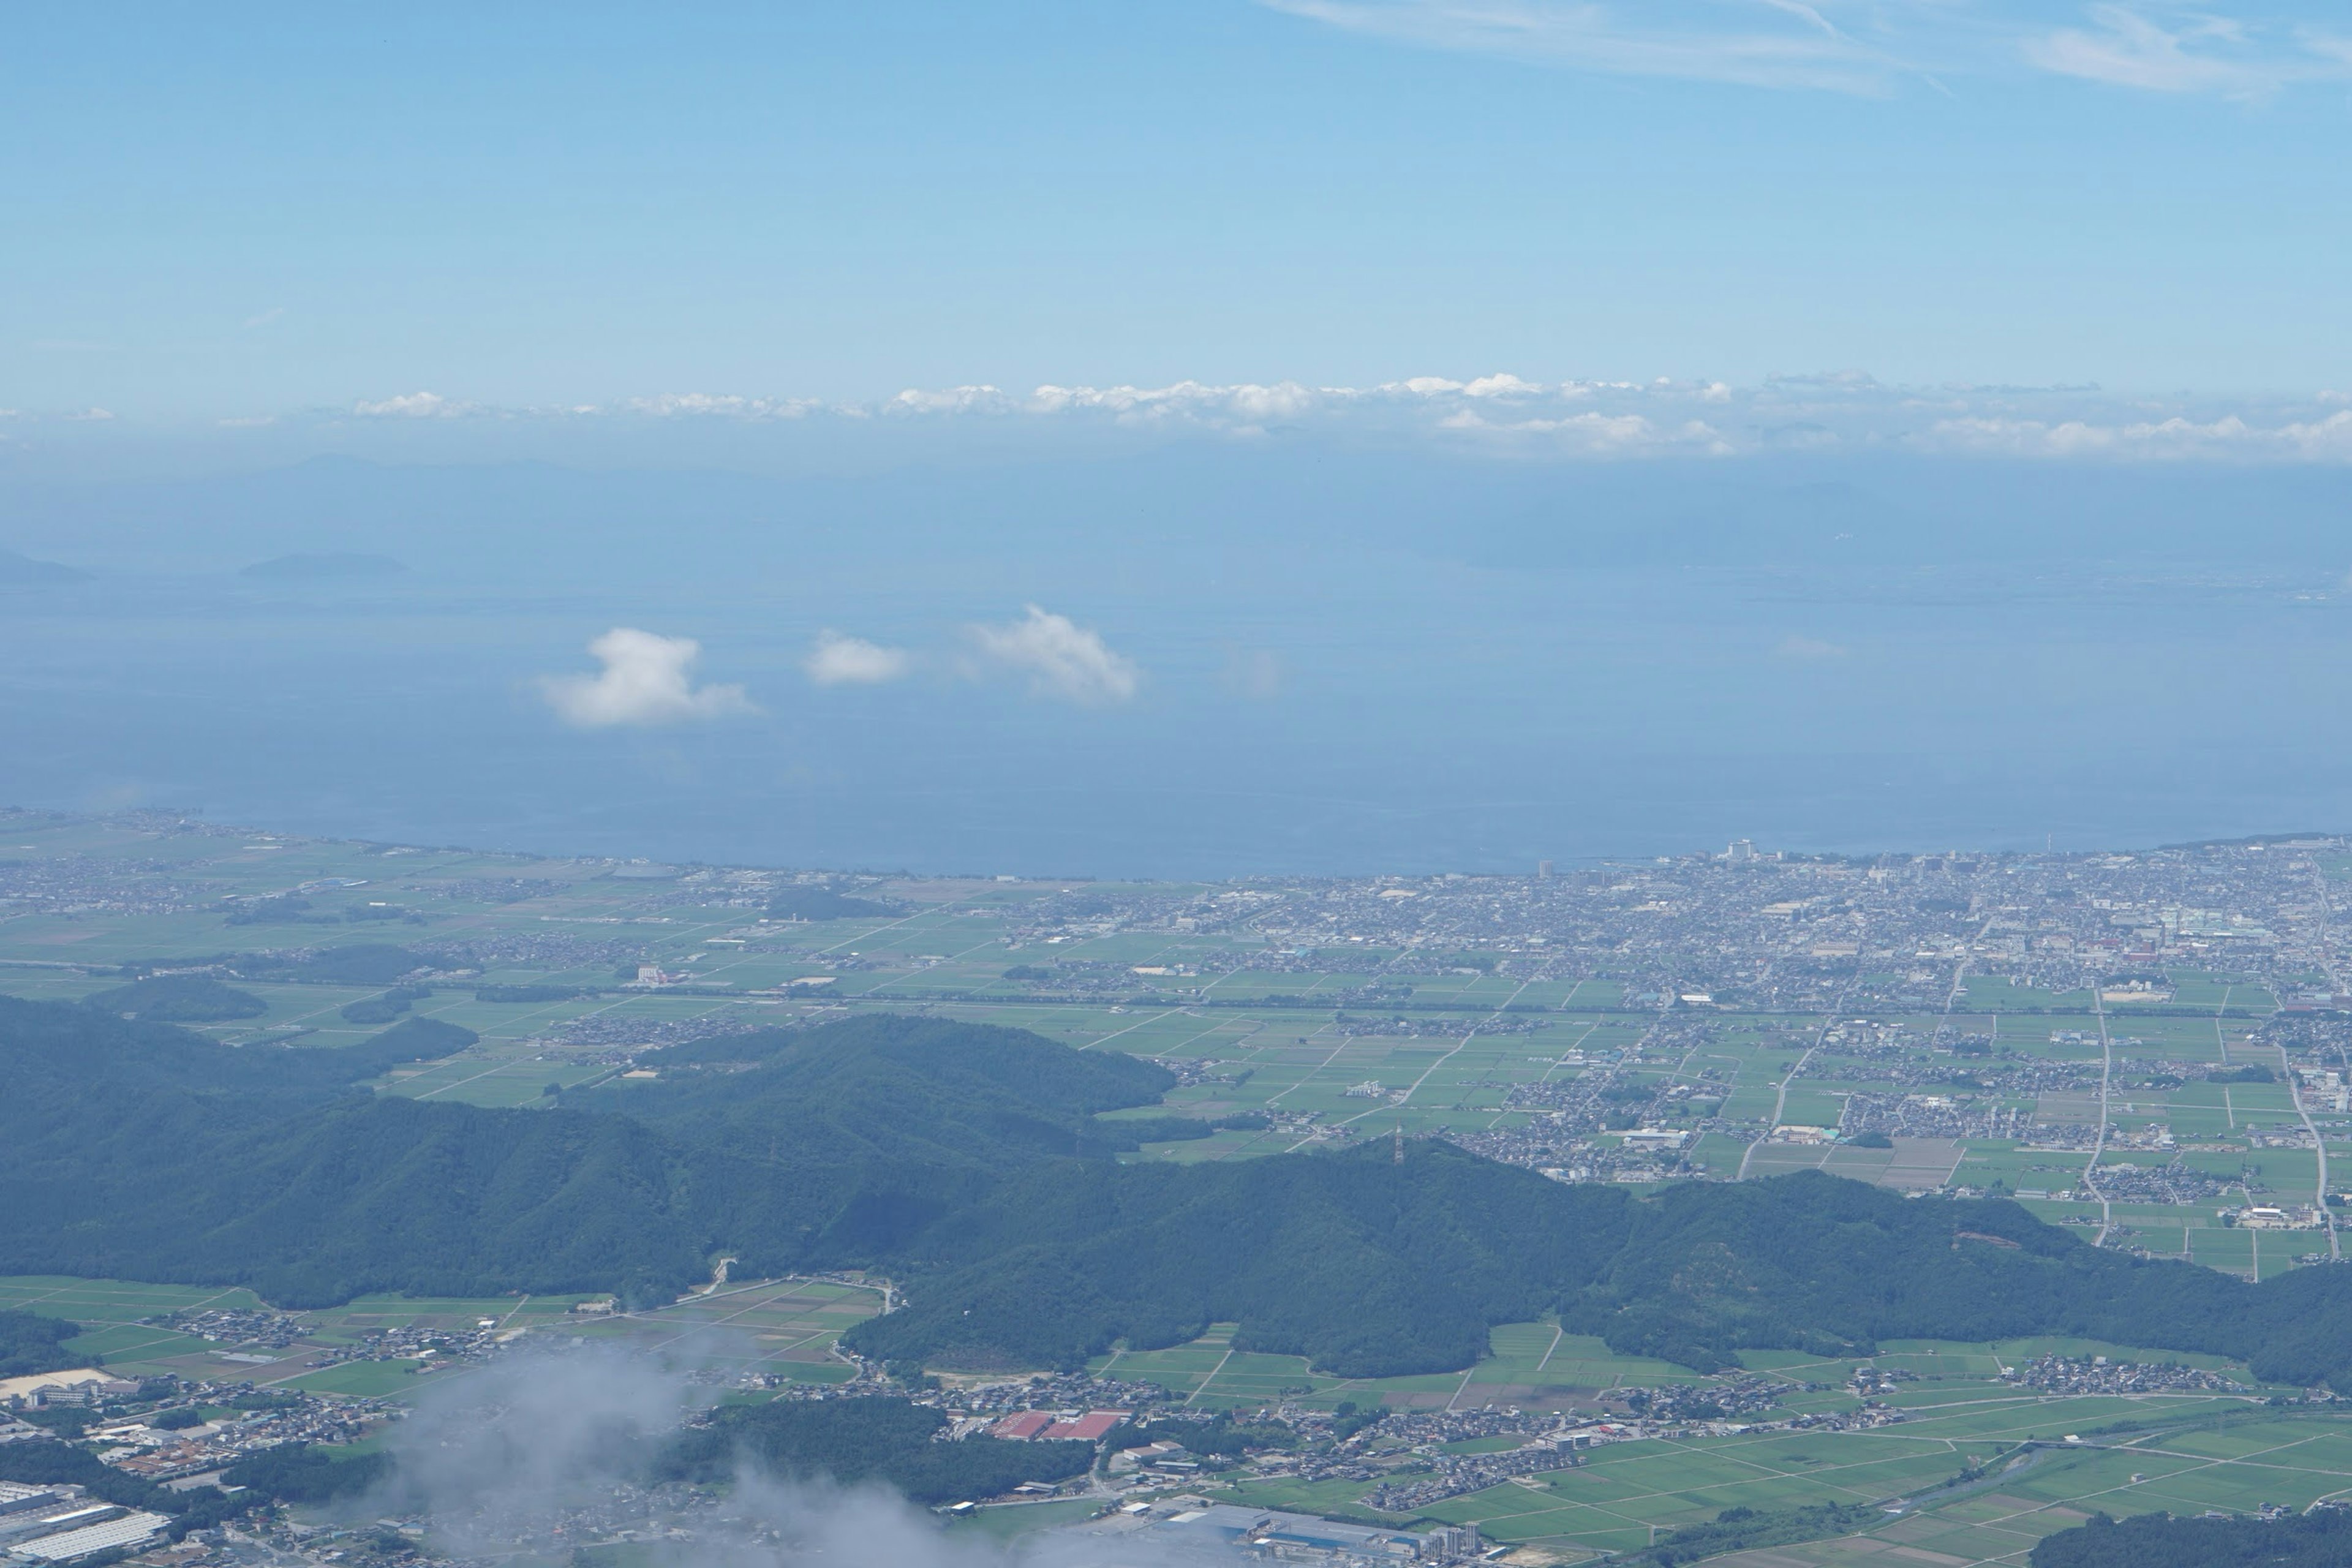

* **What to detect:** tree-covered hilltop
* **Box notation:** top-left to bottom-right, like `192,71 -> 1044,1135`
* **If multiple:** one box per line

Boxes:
0,1000 -> 1176,1305
81,974 -> 267,1021
573,1014 -> 1181,1265
2032,1510 -> 2352,1568
657,1396 -> 1091,1506
1558,1170 -> 2352,1385
845,1142 -> 1632,1376
6,995 -> 2352,1386
840,1153 -> 2352,1382
0,1311 -> 85,1378
764,886 -> 900,922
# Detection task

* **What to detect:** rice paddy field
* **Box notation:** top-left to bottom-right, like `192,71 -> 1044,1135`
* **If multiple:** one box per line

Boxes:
0,1272 -> 884,1392
1200,1330 -> 2351,1566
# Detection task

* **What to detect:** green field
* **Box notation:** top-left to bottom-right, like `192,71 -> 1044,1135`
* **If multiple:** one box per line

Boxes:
0,1271 -> 881,1394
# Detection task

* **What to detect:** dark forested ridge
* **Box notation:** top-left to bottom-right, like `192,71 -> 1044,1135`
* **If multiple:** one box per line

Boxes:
845,1144 -> 1632,1376
4,993 -> 2351,1386
2032,1510 -> 2352,1568
0,999 -> 1174,1305
1558,1173 -> 2352,1385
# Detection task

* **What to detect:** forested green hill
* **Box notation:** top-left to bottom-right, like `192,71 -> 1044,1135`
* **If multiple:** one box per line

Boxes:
0,999 -> 1175,1303
0,1311 -> 84,1378
657,1396 -> 1091,1505
1558,1172 -> 2352,1384
2032,1509 -> 2352,1568
848,1142 -> 1631,1376
5,995 -> 2350,1386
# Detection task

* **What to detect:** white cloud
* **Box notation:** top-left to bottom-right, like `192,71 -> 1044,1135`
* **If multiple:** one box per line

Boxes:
354,391 -> 468,418
1439,407 -> 1735,455
64,408 -> 115,421
1264,0 -> 2352,99
1261,0 -> 1906,94
240,307 -> 285,330
620,392 -> 826,419
804,630 -> 912,687
968,605 -> 1140,706
886,385 -> 1018,416
1776,634 -> 1849,660
1924,409 -> 2352,461
538,628 -> 755,728
196,377 -> 2352,467
2024,5 -> 2352,96
1027,379 -> 1319,423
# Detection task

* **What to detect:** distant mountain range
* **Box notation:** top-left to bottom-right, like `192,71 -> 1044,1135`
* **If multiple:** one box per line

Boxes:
3,998 -> 2348,1387
0,548 -> 89,584
238,551 -> 404,581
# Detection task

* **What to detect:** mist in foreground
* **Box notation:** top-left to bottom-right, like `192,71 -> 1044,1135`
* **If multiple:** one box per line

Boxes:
350,1346 -> 1223,1568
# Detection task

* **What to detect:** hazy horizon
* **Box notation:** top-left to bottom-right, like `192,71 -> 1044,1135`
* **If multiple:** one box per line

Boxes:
7,2 -> 2350,875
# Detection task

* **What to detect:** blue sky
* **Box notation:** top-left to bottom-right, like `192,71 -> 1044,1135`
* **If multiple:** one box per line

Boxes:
7,1 -> 2350,424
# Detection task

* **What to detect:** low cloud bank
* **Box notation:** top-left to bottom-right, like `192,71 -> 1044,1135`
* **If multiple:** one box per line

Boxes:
307,375 -> 2352,467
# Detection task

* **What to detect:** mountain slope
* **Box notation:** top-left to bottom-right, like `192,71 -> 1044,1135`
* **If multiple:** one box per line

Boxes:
847,1140 -> 1632,1376
4,996 -> 2350,1388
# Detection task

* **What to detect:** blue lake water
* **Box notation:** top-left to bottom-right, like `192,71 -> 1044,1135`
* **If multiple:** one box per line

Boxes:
2,449 -> 2348,876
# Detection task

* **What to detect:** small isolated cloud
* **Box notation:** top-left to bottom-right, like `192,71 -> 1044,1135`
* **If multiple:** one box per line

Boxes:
539,628 -> 755,728
1776,635 -> 1849,660
354,391 -> 465,418
804,630 -> 911,687
969,605 -> 1140,706
64,407 -> 115,422
240,307 -> 285,330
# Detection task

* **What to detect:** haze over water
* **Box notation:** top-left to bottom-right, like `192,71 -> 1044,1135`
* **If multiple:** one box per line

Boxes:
6,442 -> 2346,878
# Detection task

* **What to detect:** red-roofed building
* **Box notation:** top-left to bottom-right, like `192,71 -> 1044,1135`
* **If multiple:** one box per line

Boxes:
1039,1411 -> 1126,1442
990,1411 -> 1055,1441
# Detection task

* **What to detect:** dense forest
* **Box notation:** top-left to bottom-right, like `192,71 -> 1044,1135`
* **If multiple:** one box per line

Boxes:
81,974 -> 266,1021
218,1442 -> 390,1504
764,887 -> 899,922
657,1396 -> 1091,1505
6,995 -> 2352,1386
2032,1509 -> 2352,1568
844,1143 -> 1632,1375
0,1310 -> 84,1378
